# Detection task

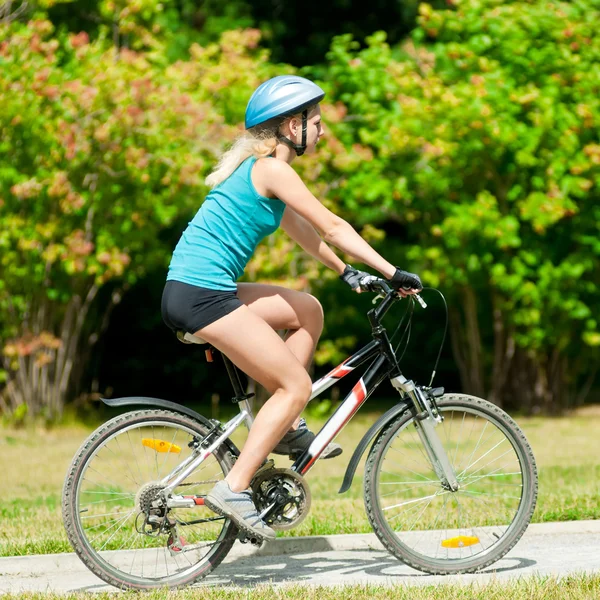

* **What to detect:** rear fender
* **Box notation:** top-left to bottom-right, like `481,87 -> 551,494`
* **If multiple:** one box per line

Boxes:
338,400 -> 411,493
101,396 -> 241,457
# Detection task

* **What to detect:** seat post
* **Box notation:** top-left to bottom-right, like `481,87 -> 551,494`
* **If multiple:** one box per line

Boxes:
175,330 -> 255,429
221,353 -> 255,429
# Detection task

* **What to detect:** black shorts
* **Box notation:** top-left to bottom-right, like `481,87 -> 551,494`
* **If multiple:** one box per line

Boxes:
161,280 -> 244,335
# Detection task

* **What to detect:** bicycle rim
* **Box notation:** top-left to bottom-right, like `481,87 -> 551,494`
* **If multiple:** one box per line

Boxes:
365,395 -> 537,573
65,412 -> 236,589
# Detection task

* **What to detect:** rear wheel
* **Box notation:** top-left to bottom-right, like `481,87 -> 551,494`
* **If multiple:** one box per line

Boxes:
62,409 -> 237,590
364,394 -> 538,574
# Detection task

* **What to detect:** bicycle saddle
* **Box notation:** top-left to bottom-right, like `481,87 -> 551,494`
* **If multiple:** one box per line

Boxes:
176,331 -> 207,345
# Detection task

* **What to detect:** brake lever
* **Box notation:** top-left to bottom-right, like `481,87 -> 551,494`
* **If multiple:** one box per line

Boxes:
399,286 -> 428,309
414,294 -> 427,309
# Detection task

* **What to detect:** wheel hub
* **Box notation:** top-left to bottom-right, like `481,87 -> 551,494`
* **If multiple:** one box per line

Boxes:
134,481 -> 170,535
136,481 -> 166,513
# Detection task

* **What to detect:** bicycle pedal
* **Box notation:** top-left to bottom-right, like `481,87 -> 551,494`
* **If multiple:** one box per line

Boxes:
237,531 -> 264,547
251,459 -> 275,481
257,458 -> 275,472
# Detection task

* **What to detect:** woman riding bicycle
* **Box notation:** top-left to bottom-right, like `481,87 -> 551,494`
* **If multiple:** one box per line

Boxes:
161,75 -> 423,541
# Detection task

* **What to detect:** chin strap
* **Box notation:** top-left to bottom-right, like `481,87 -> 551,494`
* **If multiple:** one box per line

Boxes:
277,109 -> 308,156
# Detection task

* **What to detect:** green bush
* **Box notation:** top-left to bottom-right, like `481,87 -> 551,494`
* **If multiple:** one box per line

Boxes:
306,0 -> 600,411
1,0 -> 599,419
0,10 -> 277,419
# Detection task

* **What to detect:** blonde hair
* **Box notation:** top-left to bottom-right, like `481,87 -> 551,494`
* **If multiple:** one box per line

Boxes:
205,127 -> 278,188
205,104 -> 319,188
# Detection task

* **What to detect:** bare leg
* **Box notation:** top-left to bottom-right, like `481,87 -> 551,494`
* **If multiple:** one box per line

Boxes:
194,304 -> 313,492
237,283 -> 324,430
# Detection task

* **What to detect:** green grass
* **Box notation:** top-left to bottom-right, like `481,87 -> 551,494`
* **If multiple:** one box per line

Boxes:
0,406 -> 599,557
1,575 -> 599,599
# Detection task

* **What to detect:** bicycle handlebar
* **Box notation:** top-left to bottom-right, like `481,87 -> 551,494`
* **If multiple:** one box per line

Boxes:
359,275 -> 427,308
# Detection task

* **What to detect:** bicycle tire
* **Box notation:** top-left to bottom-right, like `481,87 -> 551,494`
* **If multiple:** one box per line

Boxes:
62,409 -> 238,590
364,393 -> 538,574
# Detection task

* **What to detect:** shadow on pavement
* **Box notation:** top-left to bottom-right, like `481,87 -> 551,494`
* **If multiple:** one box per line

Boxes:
200,549 -> 537,587
72,549 -> 537,591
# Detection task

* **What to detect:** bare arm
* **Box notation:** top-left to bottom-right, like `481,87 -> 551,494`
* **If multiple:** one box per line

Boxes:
280,207 -> 346,275
262,159 -> 396,279
322,221 -> 396,280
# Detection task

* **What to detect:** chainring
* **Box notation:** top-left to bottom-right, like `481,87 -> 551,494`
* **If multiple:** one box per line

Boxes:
250,467 -> 311,531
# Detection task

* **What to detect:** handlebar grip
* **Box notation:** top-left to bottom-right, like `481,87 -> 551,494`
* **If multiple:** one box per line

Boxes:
359,276 -> 427,308
358,275 -> 389,293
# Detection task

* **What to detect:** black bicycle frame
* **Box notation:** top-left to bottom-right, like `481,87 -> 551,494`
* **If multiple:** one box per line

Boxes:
219,289 -> 405,477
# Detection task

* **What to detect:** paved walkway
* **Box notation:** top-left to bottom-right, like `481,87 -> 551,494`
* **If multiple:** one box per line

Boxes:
0,521 -> 599,592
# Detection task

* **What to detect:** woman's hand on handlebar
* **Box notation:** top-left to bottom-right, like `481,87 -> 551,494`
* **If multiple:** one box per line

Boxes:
390,268 -> 423,298
340,264 -> 423,298
339,264 -> 418,294
339,264 -> 371,293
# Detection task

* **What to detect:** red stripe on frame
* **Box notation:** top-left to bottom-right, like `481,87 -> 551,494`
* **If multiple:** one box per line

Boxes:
301,454 -> 319,474
183,495 -> 205,505
352,379 -> 366,403
326,359 -> 354,379
300,378 -> 367,474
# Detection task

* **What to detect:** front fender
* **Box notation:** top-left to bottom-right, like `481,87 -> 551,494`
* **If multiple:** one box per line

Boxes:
101,396 -> 241,457
338,400 -> 411,494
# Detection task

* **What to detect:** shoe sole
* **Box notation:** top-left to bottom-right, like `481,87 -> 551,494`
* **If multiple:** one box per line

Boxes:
321,446 -> 343,459
204,495 -> 276,542
272,447 -> 344,460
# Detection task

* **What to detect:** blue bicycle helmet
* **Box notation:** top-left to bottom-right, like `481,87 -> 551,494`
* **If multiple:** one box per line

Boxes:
245,75 -> 325,156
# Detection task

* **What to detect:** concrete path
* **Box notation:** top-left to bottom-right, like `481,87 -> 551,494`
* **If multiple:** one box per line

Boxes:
1,521 -> 599,593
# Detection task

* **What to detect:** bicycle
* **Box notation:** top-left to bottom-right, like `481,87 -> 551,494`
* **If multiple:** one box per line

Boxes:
62,277 -> 538,590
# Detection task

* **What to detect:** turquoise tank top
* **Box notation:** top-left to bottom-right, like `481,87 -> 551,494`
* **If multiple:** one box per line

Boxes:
167,156 -> 286,291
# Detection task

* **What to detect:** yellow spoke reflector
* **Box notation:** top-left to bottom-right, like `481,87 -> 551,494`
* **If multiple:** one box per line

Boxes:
142,438 -> 181,453
441,535 -> 480,548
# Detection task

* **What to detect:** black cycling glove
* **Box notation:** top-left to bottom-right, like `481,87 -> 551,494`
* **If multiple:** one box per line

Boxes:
390,268 -> 423,291
339,264 -> 371,290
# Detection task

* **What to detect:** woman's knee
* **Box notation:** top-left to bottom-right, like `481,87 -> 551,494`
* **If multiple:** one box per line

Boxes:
279,369 -> 313,409
301,294 -> 324,336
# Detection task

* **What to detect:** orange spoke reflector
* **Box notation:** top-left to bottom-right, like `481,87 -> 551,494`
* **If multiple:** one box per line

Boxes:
142,438 -> 181,453
441,535 -> 480,548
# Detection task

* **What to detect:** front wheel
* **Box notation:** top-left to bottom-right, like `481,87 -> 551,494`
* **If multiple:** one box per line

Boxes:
62,409 -> 238,590
364,394 -> 538,575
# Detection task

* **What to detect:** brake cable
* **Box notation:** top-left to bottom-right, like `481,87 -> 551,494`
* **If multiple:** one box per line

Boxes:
423,288 -> 449,387
387,287 -> 449,387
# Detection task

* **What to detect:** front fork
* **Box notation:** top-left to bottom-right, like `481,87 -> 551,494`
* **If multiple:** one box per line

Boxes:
390,376 -> 459,492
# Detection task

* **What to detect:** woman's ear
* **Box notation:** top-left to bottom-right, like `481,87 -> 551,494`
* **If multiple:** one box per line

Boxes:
288,117 -> 299,137
279,117 -> 298,140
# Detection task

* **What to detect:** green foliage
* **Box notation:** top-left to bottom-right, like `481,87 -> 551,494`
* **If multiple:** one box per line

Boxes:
0,15 -> 275,418
41,0 -> 446,66
2,0 -> 600,416
306,0 -> 600,410
44,0 -> 255,63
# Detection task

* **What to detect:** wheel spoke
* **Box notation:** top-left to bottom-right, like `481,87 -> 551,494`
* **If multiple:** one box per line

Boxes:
383,491 -> 446,512
380,466 -> 438,483
66,414 -> 236,589
369,397 -> 536,574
